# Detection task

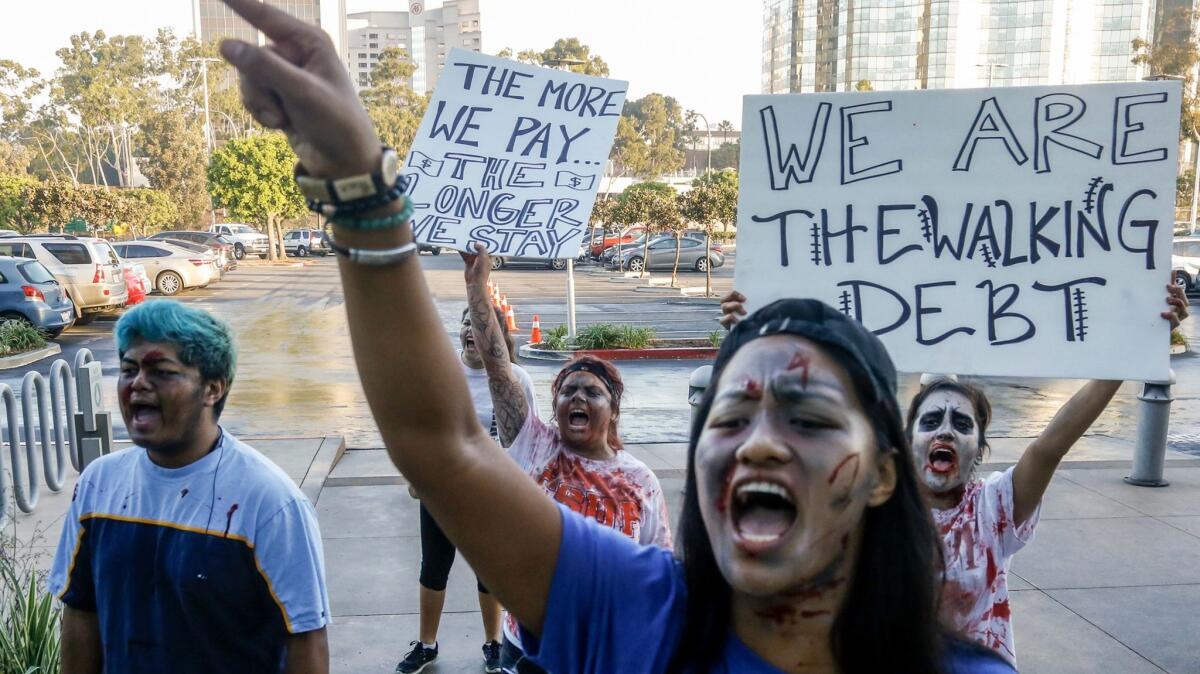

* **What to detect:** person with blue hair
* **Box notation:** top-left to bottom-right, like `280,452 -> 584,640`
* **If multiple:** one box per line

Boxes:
49,300 -> 332,673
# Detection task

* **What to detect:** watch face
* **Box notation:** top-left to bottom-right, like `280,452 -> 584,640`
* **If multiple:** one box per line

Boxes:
382,150 -> 400,185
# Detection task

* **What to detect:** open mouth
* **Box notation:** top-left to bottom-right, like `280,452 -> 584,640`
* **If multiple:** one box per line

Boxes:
129,402 -> 161,429
928,443 -> 958,474
731,480 -> 797,551
566,408 -> 590,429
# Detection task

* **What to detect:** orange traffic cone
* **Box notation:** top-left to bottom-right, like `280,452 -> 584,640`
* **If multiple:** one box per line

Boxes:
505,305 -> 519,333
530,315 -> 542,344
500,294 -> 510,313
491,286 -> 501,308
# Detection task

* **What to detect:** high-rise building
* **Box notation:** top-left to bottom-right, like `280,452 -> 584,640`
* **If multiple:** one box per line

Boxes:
762,0 -> 1158,93
194,0 -> 348,67
347,0 -> 482,93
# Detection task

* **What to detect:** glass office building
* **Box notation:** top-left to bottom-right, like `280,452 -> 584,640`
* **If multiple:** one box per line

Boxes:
347,0 -> 482,93
763,0 -> 1158,93
195,0 -> 347,67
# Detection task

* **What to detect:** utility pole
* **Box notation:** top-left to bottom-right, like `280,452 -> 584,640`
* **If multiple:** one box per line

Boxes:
545,57 -> 588,339
189,57 -> 220,226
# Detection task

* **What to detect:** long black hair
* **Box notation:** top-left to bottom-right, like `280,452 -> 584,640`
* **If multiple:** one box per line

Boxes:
667,308 -> 944,673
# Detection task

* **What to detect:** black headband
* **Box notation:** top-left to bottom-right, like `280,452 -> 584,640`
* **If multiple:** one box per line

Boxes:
559,360 -> 619,402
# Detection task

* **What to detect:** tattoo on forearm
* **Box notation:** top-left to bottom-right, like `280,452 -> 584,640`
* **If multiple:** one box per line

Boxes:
467,282 -> 529,446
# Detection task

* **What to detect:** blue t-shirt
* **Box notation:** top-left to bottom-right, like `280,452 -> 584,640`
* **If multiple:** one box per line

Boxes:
521,506 -> 1016,674
48,431 -> 330,673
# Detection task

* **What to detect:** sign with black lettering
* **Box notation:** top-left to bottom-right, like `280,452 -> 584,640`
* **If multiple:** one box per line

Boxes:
736,82 -> 1181,380
404,49 -> 626,260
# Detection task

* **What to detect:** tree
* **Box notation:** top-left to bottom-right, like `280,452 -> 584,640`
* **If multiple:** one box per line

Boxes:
710,142 -> 740,170
588,195 -> 616,256
207,134 -> 306,261
139,108 -> 209,228
716,120 -> 735,146
620,94 -> 687,179
1133,7 -> 1200,142
614,182 -> 678,277
360,47 -> 429,156
114,188 -> 179,236
0,173 -> 36,232
854,79 -> 875,92
499,38 -> 610,76
683,170 -> 738,296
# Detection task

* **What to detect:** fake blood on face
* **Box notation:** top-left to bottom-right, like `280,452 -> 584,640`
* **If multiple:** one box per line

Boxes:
785,352 -> 810,387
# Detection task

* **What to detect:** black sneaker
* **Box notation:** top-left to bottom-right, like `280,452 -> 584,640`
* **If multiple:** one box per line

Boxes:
396,641 -> 438,674
482,640 -> 502,673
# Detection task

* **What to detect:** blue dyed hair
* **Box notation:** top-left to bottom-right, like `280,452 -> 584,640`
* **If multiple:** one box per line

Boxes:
115,300 -> 237,417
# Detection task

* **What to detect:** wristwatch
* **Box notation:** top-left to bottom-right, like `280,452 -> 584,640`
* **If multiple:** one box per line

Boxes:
295,147 -> 405,213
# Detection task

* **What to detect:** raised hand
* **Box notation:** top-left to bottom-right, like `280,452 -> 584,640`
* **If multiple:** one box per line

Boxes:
719,290 -> 747,330
217,0 -> 381,179
460,243 -> 493,289
1164,277 -> 1189,330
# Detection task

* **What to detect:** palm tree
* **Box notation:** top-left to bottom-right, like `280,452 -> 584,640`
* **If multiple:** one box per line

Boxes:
717,120 -> 735,147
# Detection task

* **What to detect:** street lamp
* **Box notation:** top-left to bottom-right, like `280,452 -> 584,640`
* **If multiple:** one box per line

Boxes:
188,57 -> 221,227
1145,74 -> 1197,234
543,57 -> 588,339
975,62 -> 1009,87
689,111 -> 712,174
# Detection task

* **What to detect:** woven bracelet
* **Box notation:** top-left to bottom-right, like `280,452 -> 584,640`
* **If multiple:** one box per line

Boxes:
329,196 -> 414,230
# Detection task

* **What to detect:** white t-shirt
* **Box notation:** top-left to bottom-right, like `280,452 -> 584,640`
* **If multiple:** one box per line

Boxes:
503,412 -> 673,646
460,355 -> 538,444
934,466 -> 1041,665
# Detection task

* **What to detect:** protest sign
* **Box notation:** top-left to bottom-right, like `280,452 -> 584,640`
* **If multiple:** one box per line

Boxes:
736,82 -> 1181,381
403,48 -> 626,260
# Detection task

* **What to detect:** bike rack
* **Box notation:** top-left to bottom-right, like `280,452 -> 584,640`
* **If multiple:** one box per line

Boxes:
0,348 -> 99,527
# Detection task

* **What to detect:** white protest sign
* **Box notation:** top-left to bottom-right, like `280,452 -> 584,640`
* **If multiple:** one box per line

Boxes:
736,82 -> 1181,381
404,49 -> 626,259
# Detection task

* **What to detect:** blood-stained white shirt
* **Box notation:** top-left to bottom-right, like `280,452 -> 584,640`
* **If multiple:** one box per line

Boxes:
503,412 -> 673,647
933,466 -> 1040,665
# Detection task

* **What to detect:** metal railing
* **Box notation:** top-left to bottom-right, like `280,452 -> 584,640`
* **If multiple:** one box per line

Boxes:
0,349 -> 108,527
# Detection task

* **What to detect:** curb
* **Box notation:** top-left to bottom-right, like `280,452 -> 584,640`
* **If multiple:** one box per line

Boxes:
0,343 -> 61,370
520,344 -> 717,362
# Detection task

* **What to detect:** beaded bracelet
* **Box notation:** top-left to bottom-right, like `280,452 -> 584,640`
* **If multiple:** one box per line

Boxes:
328,195 -> 414,230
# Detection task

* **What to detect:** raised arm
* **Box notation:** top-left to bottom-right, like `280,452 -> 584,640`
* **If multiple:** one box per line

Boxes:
1012,281 -> 1189,525
216,0 -> 559,634
463,244 -> 529,446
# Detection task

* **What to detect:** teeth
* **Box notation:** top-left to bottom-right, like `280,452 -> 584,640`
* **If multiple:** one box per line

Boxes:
735,481 -> 793,504
741,532 -> 782,543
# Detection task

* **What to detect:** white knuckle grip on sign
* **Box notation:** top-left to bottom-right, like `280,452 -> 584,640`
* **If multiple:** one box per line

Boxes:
735,82 -> 1181,381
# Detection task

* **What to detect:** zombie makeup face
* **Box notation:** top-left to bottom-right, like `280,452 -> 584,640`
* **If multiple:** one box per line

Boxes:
554,370 -> 615,455
119,340 -> 223,456
459,312 -> 482,368
909,390 -> 980,494
695,336 -> 894,597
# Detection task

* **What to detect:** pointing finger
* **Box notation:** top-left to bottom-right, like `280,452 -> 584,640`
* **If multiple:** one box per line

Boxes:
220,0 -> 314,44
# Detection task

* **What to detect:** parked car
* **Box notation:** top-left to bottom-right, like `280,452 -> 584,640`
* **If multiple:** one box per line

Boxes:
0,257 -> 75,337
589,225 -> 645,258
209,223 -> 269,260
147,230 -> 235,273
418,243 -> 443,255
146,239 -> 222,281
619,234 -> 725,273
0,235 -> 127,324
0,230 -> 19,238
112,241 -> 216,296
489,255 -> 570,271
121,264 -> 147,306
283,229 -> 331,257
1173,236 -> 1200,291
603,232 -> 672,267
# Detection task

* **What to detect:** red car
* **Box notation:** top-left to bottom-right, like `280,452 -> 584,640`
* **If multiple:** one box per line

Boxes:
589,225 -> 645,257
122,265 -> 146,306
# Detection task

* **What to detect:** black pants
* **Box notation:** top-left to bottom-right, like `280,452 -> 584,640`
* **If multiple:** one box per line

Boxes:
501,637 -> 549,674
419,503 -> 487,593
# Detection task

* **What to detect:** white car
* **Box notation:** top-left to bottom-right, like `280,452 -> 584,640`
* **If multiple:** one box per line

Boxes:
1173,237 -> 1200,291
112,241 -> 216,296
0,235 -> 128,323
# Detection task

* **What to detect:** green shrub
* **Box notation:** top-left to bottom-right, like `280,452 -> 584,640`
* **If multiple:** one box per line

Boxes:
575,323 -> 657,350
1171,328 -> 1187,347
543,325 -> 570,351
0,321 -> 45,356
708,329 -> 725,347
0,544 -> 61,673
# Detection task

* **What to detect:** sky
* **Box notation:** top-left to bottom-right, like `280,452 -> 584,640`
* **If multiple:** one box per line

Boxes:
0,0 -> 761,126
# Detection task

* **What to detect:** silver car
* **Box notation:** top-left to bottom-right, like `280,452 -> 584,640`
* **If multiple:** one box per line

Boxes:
619,234 -> 725,273
112,241 -> 217,296
0,235 -> 128,324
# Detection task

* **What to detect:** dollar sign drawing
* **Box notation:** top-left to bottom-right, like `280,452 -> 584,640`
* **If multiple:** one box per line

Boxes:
420,158 -> 433,169
569,177 -> 582,188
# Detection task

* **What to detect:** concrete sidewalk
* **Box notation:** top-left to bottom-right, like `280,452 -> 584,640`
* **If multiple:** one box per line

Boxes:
321,437 -> 1200,674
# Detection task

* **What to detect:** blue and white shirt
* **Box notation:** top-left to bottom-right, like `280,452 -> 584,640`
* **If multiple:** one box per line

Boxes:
48,431 -> 330,673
